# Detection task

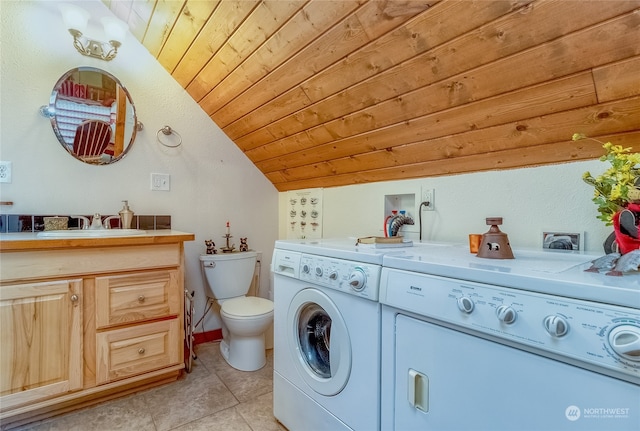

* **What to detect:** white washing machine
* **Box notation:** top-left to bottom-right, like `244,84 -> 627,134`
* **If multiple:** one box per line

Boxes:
380,244 -> 640,431
272,239 -> 407,431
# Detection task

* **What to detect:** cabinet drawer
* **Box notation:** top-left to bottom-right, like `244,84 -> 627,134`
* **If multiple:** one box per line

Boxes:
0,244 -> 181,282
95,270 -> 180,328
96,319 -> 181,384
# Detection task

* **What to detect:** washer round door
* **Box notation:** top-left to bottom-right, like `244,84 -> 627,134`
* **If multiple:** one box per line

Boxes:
287,288 -> 352,396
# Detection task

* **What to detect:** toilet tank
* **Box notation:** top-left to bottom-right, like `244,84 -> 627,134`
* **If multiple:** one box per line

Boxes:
200,252 -> 258,300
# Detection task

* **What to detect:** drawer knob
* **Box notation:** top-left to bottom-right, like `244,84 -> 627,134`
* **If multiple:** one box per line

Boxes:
138,348 -> 145,355
138,295 -> 145,302
70,294 -> 79,302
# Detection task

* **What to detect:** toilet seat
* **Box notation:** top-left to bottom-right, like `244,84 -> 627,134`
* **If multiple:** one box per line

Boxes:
221,296 -> 273,318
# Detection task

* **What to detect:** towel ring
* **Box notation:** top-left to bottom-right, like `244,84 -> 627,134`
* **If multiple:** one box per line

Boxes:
156,125 -> 182,148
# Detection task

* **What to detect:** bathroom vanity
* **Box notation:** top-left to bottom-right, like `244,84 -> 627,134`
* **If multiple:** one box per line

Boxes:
0,230 -> 194,428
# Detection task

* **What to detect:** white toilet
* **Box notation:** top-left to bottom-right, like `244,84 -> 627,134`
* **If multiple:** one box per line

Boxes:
199,251 -> 273,371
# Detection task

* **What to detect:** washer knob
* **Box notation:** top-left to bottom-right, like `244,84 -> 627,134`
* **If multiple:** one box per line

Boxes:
543,315 -> 569,337
608,325 -> 640,362
315,266 -> 323,277
329,271 -> 338,281
496,305 -> 517,324
349,268 -> 366,291
302,264 -> 310,274
457,296 -> 474,314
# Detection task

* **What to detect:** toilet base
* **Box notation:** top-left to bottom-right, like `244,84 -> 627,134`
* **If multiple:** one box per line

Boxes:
220,335 -> 266,372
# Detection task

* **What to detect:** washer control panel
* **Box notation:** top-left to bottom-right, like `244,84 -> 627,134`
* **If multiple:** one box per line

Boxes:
381,267 -> 640,383
300,254 -> 382,301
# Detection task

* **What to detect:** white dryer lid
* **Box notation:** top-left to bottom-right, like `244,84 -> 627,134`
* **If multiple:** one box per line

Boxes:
222,296 -> 273,317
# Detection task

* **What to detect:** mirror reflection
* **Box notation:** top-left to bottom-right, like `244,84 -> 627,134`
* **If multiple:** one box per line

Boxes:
48,67 -> 138,165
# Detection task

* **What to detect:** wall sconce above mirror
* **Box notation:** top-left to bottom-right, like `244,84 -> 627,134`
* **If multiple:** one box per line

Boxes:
40,67 -> 143,165
58,3 -> 127,61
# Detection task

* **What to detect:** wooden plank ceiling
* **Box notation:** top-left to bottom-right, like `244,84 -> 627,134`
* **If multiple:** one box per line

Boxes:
103,0 -> 640,191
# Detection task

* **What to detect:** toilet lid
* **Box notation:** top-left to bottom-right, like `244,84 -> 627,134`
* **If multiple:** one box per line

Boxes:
221,296 -> 273,317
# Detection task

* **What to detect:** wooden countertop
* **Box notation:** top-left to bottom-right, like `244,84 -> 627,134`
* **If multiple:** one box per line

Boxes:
0,230 -> 195,252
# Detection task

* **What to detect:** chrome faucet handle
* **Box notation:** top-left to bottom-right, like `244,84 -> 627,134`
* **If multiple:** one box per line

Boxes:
70,215 -> 90,230
102,215 -> 121,229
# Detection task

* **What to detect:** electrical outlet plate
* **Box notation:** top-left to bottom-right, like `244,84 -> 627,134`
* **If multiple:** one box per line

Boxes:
151,173 -> 170,191
422,188 -> 435,211
0,161 -> 12,183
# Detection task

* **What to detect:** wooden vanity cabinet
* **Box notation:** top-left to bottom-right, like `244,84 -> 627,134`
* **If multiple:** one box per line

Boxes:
0,232 -> 193,428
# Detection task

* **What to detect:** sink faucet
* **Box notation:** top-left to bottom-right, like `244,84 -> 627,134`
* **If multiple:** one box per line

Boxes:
70,214 -> 114,230
89,213 -> 103,230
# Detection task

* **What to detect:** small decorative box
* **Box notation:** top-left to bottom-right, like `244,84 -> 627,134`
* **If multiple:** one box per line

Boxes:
44,216 -> 68,231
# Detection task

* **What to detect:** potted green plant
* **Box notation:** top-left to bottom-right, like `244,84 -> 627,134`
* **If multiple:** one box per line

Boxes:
573,133 -> 640,253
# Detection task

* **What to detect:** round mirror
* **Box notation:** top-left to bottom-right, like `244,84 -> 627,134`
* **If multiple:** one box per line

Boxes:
45,67 -> 138,165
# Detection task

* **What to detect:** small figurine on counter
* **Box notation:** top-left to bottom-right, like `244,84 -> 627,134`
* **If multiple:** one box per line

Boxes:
239,237 -> 249,252
205,239 -> 217,254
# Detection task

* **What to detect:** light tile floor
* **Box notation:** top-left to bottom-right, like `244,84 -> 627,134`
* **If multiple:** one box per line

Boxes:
11,342 -> 286,431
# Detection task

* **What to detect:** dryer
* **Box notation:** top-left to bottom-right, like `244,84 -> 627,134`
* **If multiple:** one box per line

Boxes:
379,245 -> 640,431
272,239 -> 395,431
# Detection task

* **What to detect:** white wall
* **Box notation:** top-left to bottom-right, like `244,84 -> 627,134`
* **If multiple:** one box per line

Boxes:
0,0 -> 279,331
279,162 -> 613,254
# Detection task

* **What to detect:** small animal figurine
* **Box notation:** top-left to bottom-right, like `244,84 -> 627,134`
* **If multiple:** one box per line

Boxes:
205,239 -> 217,254
606,249 -> 640,276
584,253 -> 620,273
239,237 -> 249,252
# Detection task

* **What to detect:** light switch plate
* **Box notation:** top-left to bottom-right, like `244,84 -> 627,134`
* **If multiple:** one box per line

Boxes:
151,173 -> 170,191
0,161 -> 12,183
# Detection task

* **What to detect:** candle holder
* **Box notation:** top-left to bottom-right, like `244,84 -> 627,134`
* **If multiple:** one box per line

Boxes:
220,234 -> 235,253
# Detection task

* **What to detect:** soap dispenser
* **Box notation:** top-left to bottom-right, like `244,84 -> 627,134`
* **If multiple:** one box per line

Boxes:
476,217 -> 515,259
119,200 -> 134,229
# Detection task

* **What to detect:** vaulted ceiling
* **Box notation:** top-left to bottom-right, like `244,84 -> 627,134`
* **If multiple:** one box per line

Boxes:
102,0 -> 640,191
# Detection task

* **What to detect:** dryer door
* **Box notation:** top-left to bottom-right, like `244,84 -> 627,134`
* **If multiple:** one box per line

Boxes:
288,288 -> 351,396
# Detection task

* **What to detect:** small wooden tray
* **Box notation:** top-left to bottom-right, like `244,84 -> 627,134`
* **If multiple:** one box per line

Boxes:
356,236 -> 404,244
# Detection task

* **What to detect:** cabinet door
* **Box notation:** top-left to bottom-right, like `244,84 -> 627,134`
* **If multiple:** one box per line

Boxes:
0,279 -> 83,410
95,270 -> 180,328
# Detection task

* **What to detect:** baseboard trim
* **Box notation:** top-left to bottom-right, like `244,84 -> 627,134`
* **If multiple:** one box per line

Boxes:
193,329 -> 222,345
